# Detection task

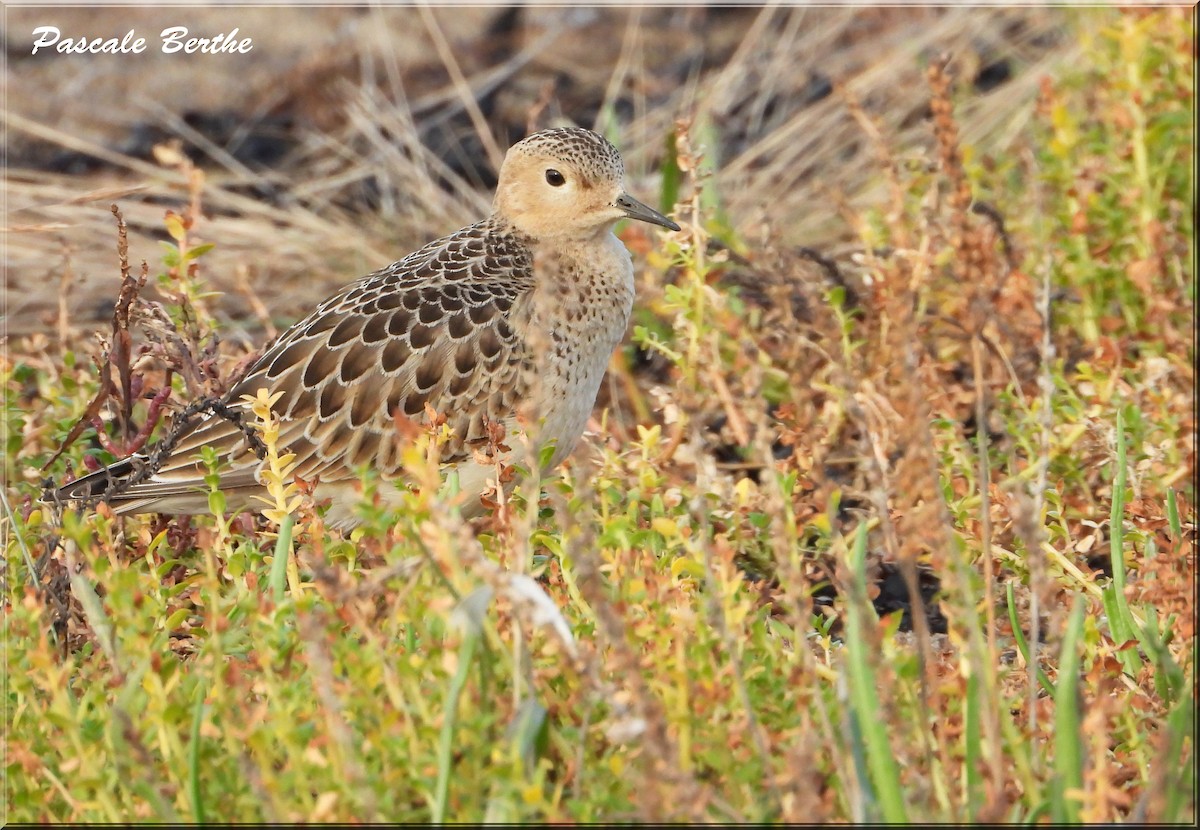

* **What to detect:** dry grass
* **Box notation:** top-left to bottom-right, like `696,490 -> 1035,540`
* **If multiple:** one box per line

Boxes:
6,7 -> 1070,338
3,5 -> 1194,824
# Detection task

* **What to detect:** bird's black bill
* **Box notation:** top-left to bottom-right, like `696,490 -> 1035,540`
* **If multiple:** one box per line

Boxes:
615,193 -> 681,231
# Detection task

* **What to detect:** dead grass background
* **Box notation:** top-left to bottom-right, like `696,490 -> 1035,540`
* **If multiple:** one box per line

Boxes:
5,6 -> 1073,340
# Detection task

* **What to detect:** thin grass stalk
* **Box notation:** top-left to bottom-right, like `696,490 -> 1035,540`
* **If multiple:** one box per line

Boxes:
970,335 -> 999,675
968,322 -> 1001,821
594,7 -> 643,139
1,488 -> 39,589
1029,144 -> 1057,744
416,4 -> 503,175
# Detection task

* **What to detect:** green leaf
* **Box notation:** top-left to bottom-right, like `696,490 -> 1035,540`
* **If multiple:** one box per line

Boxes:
183,242 -> 216,262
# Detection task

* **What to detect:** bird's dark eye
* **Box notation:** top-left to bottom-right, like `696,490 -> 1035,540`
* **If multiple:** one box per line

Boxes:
545,169 -> 565,187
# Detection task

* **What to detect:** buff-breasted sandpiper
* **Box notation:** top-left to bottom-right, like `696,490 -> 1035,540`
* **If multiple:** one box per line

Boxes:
53,127 -> 680,527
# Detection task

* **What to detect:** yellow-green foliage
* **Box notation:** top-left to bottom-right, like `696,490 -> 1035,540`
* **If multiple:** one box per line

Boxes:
4,9 -> 1193,823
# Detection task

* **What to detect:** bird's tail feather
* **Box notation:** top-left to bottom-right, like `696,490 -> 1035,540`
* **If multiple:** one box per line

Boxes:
47,456 -> 144,505
45,455 -> 260,517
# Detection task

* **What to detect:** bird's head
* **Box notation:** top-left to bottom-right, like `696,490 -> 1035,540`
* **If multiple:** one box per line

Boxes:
493,127 -> 680,241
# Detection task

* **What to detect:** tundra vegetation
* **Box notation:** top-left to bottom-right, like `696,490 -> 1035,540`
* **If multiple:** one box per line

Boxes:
3,7 -> 1193,823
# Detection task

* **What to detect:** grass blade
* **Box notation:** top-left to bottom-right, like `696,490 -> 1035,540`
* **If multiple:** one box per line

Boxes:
1160,673 -> 1196,822
844,522 -> 908,823
506,696 -> 549,775
1052,597 -> 1086,823
189,690 -> 206,823
433,623 -> 480,823
1107,406 -> 1141,676
963,668 -> 983,817
1006,582 -> 1056,696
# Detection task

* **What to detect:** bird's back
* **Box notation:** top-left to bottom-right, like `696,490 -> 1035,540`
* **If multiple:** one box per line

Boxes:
55,217 -> 542,522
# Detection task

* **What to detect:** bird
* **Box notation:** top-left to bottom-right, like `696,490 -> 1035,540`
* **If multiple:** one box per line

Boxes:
52,127 -> 680,529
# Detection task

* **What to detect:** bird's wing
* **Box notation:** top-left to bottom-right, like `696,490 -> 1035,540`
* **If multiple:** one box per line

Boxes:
66,219 -> 538,506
